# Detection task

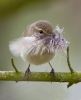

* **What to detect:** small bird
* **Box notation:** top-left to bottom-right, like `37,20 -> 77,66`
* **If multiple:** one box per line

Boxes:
9,20 -> 68,76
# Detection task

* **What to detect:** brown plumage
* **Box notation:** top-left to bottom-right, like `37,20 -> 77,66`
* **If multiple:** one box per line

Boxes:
22,20 -> 53,37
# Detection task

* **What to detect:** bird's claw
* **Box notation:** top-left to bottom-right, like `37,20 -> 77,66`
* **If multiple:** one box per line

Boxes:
50,68 -> 55,77
25,64 -> 31,80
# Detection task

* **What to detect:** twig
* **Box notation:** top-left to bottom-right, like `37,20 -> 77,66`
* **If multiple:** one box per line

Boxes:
11,58 -> 19,73
67,46 -> 74,73
0,71 -> 81,88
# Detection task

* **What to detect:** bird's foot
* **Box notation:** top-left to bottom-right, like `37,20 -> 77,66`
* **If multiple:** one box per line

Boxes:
50,68 -> 55,77
49,62 -> 55,78
25,64 -> 31,80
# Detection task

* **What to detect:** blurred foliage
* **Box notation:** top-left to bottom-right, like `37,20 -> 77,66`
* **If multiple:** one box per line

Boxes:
0,0 -> 56,19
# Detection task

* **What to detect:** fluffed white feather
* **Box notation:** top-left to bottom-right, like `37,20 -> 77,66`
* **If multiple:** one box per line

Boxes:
9,36 -> 36,56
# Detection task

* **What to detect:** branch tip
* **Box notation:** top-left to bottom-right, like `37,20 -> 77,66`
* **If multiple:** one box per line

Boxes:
67,82 -> 74,88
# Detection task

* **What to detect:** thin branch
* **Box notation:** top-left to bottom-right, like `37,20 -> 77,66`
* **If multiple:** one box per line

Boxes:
11,58 -> 19,73
67,46 -> 74,73
0,71 -> 81,88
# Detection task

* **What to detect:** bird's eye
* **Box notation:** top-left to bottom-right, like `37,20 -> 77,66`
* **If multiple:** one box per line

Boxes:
39,30 -> 43,34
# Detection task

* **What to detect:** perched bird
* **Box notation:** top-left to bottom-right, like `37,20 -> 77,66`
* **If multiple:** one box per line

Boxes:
9,20 -> 68,76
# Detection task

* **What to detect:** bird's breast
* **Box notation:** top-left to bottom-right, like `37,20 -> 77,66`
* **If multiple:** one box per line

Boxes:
21,44 -> 55,65
26,52 -> 54,65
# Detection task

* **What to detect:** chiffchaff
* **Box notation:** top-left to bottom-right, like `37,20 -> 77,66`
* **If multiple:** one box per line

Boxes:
9,20 -> 69,76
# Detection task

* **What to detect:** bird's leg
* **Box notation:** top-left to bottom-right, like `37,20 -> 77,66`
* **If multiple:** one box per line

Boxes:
48,62 -> 55,77
25,64 -> 31,78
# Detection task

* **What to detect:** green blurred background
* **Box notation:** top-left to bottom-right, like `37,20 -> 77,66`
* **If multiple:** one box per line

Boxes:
0,0 -> 81,100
